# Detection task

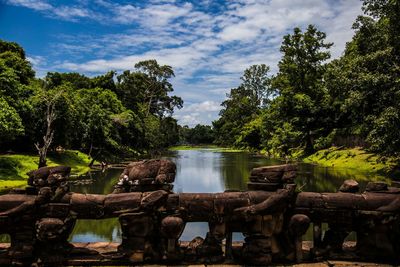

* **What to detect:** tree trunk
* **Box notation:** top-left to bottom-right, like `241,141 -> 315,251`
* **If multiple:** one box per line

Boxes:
35,91 -> 62,168
88,149 -> 102,168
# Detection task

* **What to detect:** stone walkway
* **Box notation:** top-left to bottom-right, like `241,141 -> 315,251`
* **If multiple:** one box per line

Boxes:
0,243 -> 395,266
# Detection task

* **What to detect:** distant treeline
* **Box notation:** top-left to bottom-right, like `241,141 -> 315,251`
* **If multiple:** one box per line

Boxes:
179,124 -> 214,145
213,0 -> 400,157
0,41 -> 183,164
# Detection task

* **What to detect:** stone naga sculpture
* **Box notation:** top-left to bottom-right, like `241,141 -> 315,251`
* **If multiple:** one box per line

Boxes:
113,159 -> 176,193
0,165 -> 74,266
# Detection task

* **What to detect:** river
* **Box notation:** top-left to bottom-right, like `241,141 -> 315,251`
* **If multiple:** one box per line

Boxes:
68,148 -> 390,243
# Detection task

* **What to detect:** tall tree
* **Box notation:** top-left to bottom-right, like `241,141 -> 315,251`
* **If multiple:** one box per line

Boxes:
213,64 -> 272,148
269,25 -> 333,154
134,60 -> 183,117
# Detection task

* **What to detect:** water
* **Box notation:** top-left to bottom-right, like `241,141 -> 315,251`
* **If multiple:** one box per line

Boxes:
65,148 -> 390,243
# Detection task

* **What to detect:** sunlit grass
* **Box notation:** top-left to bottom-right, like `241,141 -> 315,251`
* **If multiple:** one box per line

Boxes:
0,150 -> 96,191
304,147 -> 398,175
169,144 -> 218,150
169,145 -> 246,152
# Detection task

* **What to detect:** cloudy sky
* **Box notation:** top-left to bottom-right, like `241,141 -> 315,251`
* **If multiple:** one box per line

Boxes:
0,0 -> 363,126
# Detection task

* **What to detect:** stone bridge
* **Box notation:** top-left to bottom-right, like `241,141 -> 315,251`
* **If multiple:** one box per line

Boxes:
0,160 -> 399,266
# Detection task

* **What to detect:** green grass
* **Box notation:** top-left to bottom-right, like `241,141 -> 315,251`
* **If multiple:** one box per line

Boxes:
0,150 -> 95,192
169,144 -> 218,150
169,145 -> 246,152
304,147 -> 398,175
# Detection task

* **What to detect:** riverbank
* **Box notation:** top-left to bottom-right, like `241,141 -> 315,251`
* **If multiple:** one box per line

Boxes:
169,145 -> 245,152
304,147 -> 399,176
0,150 -> 94,192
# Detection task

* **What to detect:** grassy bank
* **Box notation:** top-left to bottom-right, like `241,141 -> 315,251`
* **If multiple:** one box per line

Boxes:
0,150 -> 94,192
304,147 -> 398,175
169,145 -> 245,152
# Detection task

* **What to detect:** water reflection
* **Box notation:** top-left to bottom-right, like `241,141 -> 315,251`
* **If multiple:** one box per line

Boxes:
295,163 -> 391,193
71,218 -> 121,242
68,148 -> 392,242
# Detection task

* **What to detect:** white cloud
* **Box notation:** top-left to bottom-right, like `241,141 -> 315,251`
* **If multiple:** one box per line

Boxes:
52,6 -> 92,21
113,4 -> 140,24
26,55 -> 47,77
183,101 -> 221,112
7,0 -> 98,22
7,0 -> 52,11
174,101 -> 222,126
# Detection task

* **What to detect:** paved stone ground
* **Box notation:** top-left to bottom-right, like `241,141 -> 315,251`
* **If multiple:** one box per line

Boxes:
0,242 -> 395,266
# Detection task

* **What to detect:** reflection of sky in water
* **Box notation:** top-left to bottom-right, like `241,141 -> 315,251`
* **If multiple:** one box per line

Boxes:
172,150 -> 225,193
180,222 -> 208,241
71,228 -> 120,243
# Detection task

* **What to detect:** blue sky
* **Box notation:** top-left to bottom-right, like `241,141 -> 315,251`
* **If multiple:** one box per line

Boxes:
0,0 -> 362,126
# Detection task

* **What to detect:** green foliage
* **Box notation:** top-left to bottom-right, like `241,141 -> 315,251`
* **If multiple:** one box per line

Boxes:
323,0 -> 400,155
45,72 -> 91,90
179,124 -> 214,145
0,40 -> 36,147
266,122 -> 303,158
0,39 -> 182,163
367,107 -> 400,154
268,25 -> 333,155
234,116 -> 262,149
69,87 -> 127,155
213,64 -> 272,148
0,40 -> 26,59
0,96 -> 24,139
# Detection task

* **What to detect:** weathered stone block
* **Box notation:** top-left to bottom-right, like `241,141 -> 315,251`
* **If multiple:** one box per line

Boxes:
339,179 -> 359,193
141,190 -> 168,210
366,182 -> 388,192
70,193 -> 105,218
104,192 -> 142,216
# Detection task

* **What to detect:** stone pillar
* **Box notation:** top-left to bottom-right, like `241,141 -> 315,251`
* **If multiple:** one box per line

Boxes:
118,212 -> 156,263
289,214 -> 310,263
160,216 -> 185,261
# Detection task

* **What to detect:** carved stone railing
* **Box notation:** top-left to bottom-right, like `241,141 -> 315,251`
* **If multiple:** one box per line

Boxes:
0,161 -> 399,266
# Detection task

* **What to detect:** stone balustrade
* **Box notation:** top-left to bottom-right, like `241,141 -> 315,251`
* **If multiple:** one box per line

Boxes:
0,160 -> 399,266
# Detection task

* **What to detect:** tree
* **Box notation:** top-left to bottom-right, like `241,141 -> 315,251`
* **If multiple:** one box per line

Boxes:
44,72 -> 91,90
34,88 -> 64,167
213,64 -> 272,148
91,71 -> 117,91
134,60 -> 183,117
0,40 -> 36,149
0,97 -> 24,140
323,0 -> 400,154
69,88 -> 132,160
269,25 -> 333,154
182,124 -> 214,145
240,64 -> 275,107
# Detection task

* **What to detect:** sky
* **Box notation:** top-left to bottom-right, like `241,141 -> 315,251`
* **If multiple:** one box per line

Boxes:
0,0 -> 363,126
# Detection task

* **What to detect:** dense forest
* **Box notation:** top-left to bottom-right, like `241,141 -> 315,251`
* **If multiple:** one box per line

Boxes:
0,43 -> 183,165
213,0 -> 400,158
